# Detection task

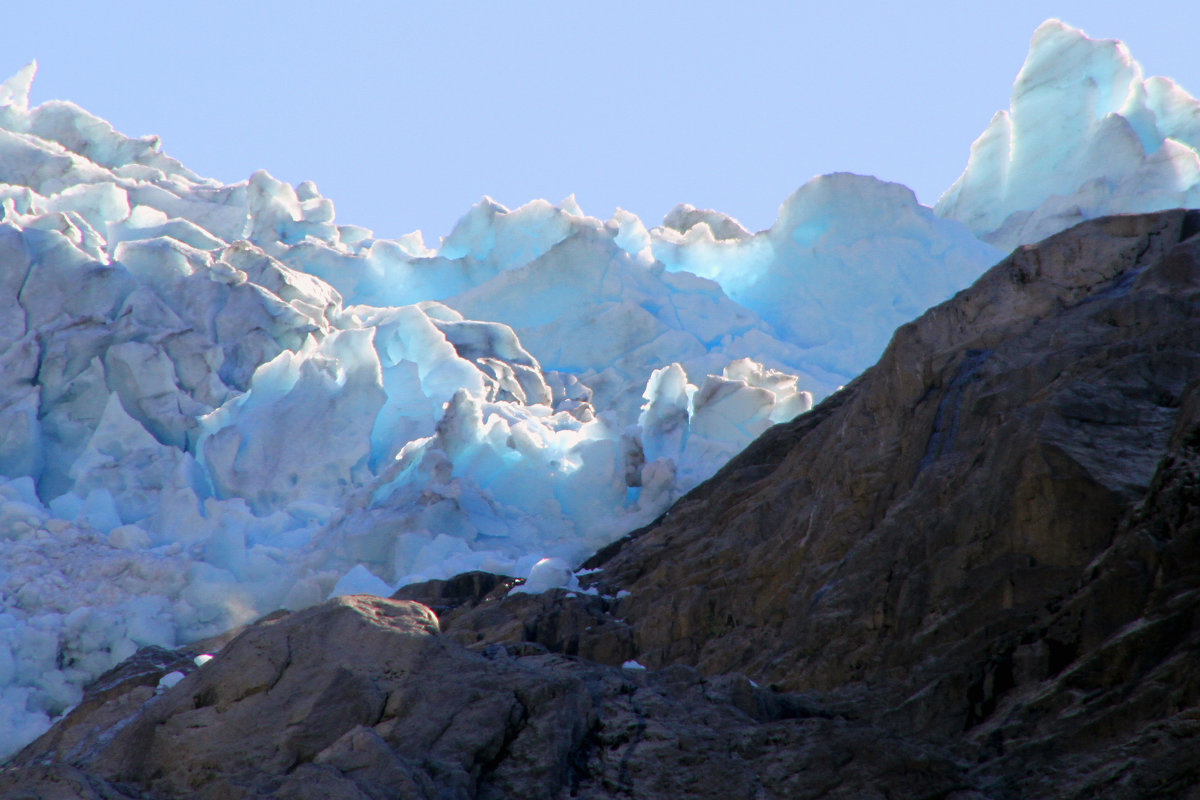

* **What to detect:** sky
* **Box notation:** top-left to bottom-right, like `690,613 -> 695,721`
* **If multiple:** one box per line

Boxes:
2,1 -> 1198,243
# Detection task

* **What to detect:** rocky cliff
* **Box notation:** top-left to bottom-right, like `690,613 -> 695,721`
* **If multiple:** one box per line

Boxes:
3,210 -> 1199,798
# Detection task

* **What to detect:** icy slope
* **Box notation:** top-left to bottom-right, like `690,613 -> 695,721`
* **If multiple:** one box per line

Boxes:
937,20 -> 1200,250
0,61 -> 1000,756
651,173 -> 998,379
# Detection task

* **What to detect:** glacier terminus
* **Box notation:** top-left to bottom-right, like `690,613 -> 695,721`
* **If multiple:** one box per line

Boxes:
0,19 -> 1197,757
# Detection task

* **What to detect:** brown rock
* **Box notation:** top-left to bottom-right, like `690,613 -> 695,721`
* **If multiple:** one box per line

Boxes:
389,570 -> 519,617
7,210 -> 1200,798
391,572 -> 637,666
571,210 -> 1200,794
585,210 -> 1199,690
421,210 -> 1200,795
3,595 -> 969,799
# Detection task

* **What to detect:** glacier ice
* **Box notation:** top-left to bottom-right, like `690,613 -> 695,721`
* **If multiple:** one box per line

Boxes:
937,20 -> 1200,251
651,173 -> 1001,381
0,18 -> 1191,757
0,61 -> 869,755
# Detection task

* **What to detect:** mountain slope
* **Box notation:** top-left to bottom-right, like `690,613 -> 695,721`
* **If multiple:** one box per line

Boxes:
7,210 -> 1199,798
2,17 -> 1200,767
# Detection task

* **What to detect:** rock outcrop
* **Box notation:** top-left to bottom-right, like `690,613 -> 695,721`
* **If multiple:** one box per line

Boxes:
3,595 -> 974,799
4,210 -> 1200,798
577,209 -> 1200,796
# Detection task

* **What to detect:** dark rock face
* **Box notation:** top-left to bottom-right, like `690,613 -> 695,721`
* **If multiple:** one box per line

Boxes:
1,596 -> 967,799
577,209 -> 1200,795
4,210 -> 1200,798
395,572 -> 639,664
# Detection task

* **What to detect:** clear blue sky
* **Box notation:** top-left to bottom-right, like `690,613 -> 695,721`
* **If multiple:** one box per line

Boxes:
3,2 -> 1198,242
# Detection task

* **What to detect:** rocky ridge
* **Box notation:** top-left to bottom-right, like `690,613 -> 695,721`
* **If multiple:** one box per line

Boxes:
3,210 -> 1200,798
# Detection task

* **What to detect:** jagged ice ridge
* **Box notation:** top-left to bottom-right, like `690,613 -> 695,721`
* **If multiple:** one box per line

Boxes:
936,20 -> 1200,249
0,19 -> 1197,757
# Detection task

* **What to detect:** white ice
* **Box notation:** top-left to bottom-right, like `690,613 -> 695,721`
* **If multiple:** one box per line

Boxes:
0,20 -> 1186,757
937,20 -> 1200,250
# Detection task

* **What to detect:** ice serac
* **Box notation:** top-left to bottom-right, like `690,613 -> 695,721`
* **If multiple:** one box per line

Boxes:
11,211 -> 1200,799
198,329 -> 386,514
0,60 -> 866,756
652,173 -> 1002,383
7,16 -> 1195,761
937,19 -> 1200,250
445,221 -> 819,416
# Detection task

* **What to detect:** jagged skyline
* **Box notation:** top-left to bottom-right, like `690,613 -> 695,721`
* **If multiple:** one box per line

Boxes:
3,2 -> 1198,240
1,8 -> 1199,761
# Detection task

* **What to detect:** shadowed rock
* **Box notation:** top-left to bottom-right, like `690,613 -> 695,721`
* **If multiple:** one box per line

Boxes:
5,210 -> 1200,798
2,595 -> 964,799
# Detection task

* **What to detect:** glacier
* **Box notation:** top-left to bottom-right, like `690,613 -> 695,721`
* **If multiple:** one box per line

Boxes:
937,20 -> 1200,250
0,18 -> 1196,757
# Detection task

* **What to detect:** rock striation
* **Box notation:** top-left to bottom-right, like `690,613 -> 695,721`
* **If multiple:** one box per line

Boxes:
4,210 -> 1200,798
